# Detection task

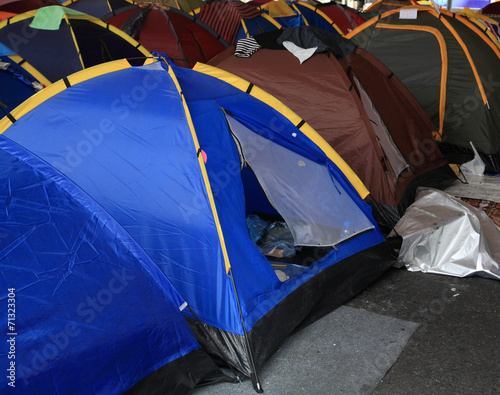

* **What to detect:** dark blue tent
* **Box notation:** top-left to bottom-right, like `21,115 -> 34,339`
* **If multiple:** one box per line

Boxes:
61,0 -> 139,20
0,6 -> 150,84
0,43 -> 44,117
0,58 -> 394,392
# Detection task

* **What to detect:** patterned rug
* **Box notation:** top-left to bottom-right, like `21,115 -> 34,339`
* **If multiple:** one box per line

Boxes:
459,198 -> 500,229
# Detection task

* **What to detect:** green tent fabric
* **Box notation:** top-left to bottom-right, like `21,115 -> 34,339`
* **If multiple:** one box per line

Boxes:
347,6 -> 500,172
29,6 -> 84,30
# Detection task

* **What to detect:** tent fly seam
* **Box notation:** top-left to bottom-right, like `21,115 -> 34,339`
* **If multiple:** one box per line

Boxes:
159,7 -> 189,68
375,23 -> 448,139
64,15 -> 86,71
438,15 -> 489,106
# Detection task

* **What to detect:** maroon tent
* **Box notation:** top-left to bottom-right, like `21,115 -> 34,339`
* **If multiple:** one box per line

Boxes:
480,2 -> 500,21
207,27 -> 455,229
191,1 -> 282,46
106,3 -> 229,68
0,0 -> 59,13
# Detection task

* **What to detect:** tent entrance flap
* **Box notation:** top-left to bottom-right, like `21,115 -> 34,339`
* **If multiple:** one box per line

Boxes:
353,75 -> 409,180
225,114 -> 374,247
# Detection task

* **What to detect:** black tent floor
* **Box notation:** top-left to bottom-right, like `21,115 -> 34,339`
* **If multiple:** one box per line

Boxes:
191,267 -> 500,394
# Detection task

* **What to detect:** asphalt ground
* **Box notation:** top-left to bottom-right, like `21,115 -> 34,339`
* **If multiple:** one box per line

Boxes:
346,267 -> 500,394
192,266 -> 499,394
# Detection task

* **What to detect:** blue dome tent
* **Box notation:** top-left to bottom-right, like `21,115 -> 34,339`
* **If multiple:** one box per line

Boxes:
0,58 -> 394,392
0,105 -> 224,393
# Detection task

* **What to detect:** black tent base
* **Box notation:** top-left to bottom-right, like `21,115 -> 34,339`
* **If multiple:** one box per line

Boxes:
368,164 -> 458,233
186,240 -> 397,389
124,347 -> 230,395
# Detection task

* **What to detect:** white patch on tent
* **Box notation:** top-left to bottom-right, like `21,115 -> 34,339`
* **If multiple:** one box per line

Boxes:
399,8 -> 418,19
282,41 -> 317,64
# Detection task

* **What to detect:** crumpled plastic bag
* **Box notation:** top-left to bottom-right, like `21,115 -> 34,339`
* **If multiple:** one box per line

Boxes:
461,141 -> 485,176
391,188 -> 500,280
259,221 -> 296,258
246,214 -> 269,244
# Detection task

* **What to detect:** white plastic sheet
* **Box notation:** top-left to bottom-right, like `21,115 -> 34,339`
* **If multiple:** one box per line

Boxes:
392,188 -> 500,280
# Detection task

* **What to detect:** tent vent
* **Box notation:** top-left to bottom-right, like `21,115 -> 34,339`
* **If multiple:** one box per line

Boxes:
63,77 -> 71,88
246,83 -> 254,94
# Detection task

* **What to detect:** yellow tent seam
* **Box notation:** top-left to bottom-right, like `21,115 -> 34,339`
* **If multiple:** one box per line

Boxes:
64,14 -> 86,75
0,59 -> 139,133
294,2 -> 344,35
167,65 -> 232,274
438,17 -> 488,105
6,55 -> 52,87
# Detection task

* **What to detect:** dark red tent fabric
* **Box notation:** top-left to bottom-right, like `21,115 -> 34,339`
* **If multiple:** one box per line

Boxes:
0,0 -> 58,13
343,5 -> 367,27
106,4 -> 229,68
481,2 -> 500,21
197,1 -> 262,45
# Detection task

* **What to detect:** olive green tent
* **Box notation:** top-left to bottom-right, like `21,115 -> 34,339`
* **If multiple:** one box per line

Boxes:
347,6 -> 500,172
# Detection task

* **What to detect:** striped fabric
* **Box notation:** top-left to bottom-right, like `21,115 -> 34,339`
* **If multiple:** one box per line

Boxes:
235,37 -> 261,57
485,20 -> 500,42
477,18 -> 500,43
198,2 -> 262,45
